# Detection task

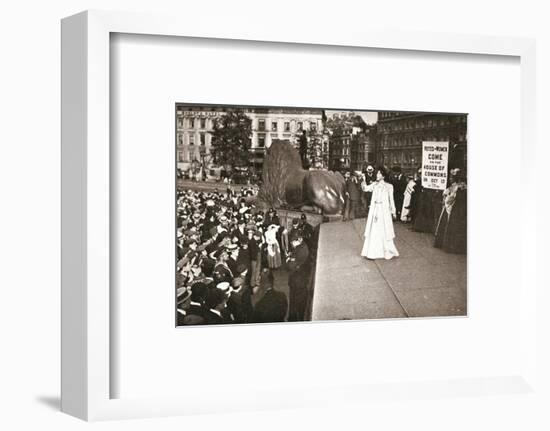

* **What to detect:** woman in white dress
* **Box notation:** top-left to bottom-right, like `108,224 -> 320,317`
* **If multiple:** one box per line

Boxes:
360,167 -> 399,260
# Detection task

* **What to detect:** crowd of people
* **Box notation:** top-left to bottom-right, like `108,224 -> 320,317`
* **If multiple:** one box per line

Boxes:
176,187 -> 316,326
343,164 -> 467,255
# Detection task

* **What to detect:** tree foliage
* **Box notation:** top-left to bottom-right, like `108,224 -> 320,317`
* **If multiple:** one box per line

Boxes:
325,112 -> 368,135
210,111 -> 252,169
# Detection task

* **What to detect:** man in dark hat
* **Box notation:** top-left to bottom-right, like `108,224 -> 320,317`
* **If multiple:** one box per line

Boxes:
264,207 -> 280,228
204,288 -> 229,325
235,236 -> 251,274
248,227 -> 263,289
344,171 -> 361,221
226,264 -> 252,323
179,282 -> 209,326
299,213 -> 314,251
288,218 -> 302,244
213,249 -> 233,284
287,235 -> 311,322
232,218 -> 248,245
390,166 -> 407,220
225,243 -> 240,276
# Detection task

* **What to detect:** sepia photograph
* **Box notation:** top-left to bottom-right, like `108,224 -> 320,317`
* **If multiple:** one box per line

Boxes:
175,104 -> 467,326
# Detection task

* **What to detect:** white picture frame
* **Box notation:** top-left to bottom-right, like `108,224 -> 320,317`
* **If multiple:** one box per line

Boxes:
61,9 -> 539,421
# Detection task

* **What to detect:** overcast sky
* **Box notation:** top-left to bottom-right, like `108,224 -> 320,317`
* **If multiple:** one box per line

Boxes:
325,110 -> 378,125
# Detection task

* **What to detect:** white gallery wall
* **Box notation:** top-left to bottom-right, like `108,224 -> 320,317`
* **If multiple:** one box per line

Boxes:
1,0 -> 549,430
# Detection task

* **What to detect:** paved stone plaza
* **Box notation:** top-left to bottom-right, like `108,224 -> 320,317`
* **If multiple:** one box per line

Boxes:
311,219 -> 467,320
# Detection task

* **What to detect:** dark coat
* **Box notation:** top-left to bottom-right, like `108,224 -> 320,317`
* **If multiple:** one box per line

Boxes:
346,178 -> 362,201
392,174 -> 407,213
434,188 -> 467,254
213,262 -> 233,284
412,187 -> 437,233
288,242 -> 310,278
227,257 -> 240,277
225,289 -> 251,324
204,309 -> 226,325
178,303 -> 207,326
231,226 -> 248,245
301,222 -> 314,244
263,215 -> 280,228
248,238 -> 261,261
252,288 -> 288,323
287,242 -> 311,321
288,226 -> 302,243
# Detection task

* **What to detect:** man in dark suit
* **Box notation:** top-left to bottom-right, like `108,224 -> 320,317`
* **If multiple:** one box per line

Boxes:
231,218 -> 248,245
344,172 -> 362,221
390,166 -> 407,220
204,287 -> 229,325
225,243 -> 240,277
251,269 -> 288,323
288,218 -> 302,244
213,249 -> 234,284
299,213 -> 314,247
287,235 -> 311,322
263,208 -> 281,228
179,282 -> 208,326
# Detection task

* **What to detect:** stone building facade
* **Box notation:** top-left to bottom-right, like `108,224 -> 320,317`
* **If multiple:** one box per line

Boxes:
376,111 -> 467,175
328,125 -> 376,172
175,105 -> 324,172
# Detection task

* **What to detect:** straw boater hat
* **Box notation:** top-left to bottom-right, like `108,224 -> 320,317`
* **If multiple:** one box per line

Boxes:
216,282 -> 231,294
225,243 -> 238,252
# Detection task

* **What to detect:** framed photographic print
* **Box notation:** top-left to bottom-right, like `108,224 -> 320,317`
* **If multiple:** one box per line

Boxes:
173,103 -> 468,327
61,10 -> 539,421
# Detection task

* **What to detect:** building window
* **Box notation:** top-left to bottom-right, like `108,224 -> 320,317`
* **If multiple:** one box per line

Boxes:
311,121 -> 317,132
200,118 -> 206,129
189,134 -> 195,145
258,135 -> 265,147
189,118 -> 195,129
271,121 -> 278,131
178,151 -> 184,162
258,119 -> 265,131
284,122 -> 290,132
177,134 -> 183,146
177,117 -> 184,128
200,134 -> 206,146
297,121 -> 303,131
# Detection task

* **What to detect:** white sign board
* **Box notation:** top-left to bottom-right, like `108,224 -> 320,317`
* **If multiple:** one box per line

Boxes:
422,141 -> 449,190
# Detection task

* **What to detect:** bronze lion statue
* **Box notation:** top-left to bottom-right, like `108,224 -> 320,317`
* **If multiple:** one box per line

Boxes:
258,140 -> 345,215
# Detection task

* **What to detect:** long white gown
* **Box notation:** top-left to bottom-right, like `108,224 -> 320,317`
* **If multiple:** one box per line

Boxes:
360,180 -> 399,260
